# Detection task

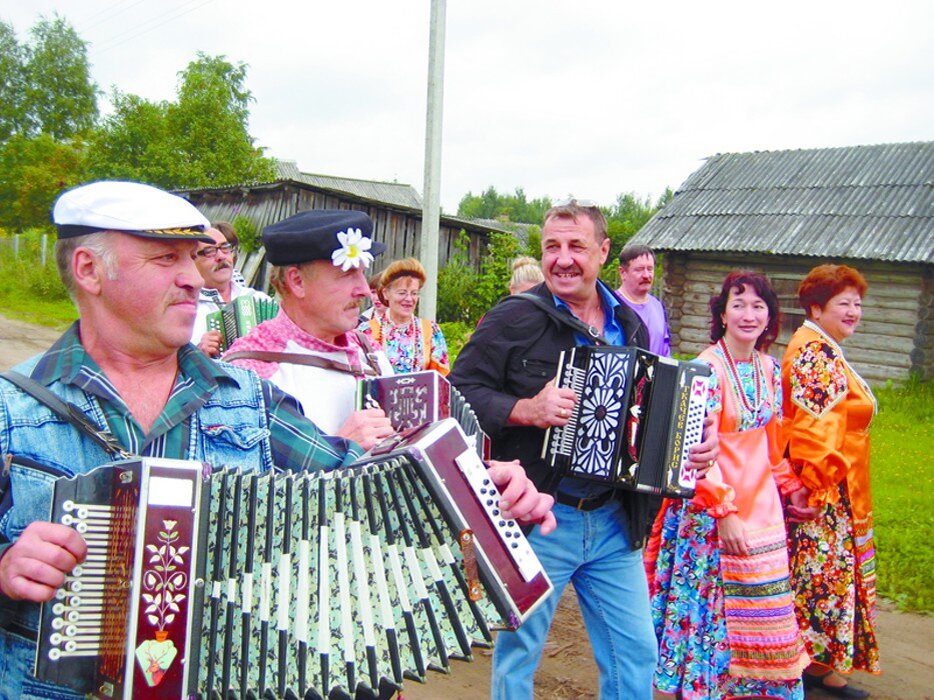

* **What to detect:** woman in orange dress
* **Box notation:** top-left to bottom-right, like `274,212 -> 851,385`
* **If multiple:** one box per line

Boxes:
645,271 -> 810,698
782,264 -> 879,699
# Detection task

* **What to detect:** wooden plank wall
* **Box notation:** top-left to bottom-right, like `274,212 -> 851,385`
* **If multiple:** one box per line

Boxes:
662,253 -> 932,385
186,188 -> 487,282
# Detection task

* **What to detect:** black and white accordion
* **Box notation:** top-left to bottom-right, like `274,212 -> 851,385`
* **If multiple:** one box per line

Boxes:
359,371 -> 491,460
543,346 -> 709,498
206,295 -> 279,353
35,419 -> 551,699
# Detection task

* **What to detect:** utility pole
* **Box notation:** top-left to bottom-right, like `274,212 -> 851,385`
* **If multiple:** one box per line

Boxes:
419,0 -> 446,320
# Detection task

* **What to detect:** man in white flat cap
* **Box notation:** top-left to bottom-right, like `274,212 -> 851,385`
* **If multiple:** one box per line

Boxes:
0,181 -> 555,700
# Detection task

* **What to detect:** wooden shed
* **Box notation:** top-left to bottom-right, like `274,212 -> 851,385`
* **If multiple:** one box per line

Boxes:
175,161 -> 509,288
630,141 -> 934,384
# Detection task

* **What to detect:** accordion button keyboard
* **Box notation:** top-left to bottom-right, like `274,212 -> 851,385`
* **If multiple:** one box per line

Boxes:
455,449 -> 543,583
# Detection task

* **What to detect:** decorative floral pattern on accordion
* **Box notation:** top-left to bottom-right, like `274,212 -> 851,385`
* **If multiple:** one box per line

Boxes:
573,350 -> 631,480
134,519 -> 188,686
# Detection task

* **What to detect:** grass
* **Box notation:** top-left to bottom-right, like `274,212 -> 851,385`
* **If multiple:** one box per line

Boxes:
870,378 -> 934,613
0,232 -> 77,330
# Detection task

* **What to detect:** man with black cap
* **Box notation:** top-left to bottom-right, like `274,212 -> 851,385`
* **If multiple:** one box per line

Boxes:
225,209 -> 396,450
0,183 -> 556,699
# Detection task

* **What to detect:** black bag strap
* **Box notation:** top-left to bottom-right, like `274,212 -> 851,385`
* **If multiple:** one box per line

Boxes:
510,293 -> 610,345
0,370 -> 133,459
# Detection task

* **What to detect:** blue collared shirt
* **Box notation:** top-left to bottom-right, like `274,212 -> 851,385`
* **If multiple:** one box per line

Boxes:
552,283 -> 627,498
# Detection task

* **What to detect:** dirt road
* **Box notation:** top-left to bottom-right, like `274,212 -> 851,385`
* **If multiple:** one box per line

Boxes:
2,314 -> 931,699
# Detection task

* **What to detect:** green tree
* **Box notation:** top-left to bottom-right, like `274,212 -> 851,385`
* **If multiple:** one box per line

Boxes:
0,20 -> 25,142
601,189 -> 673,283
0,133 -> 86,231
85,91 -> 178,186
21,14 -> 98,140
457,186 -> 551,224
87,53 -> 275,188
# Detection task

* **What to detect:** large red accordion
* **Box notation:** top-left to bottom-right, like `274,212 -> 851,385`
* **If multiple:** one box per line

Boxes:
543,346 -> 709,498
35,420 -> 551,699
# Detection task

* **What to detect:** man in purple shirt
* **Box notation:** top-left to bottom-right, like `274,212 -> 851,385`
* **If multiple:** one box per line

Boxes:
616,244 -> 671,357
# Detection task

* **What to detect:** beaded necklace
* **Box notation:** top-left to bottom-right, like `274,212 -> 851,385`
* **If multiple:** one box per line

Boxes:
718,337 -> 765,418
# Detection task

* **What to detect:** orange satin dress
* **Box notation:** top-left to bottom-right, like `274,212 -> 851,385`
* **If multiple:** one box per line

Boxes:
697,346 -> 810,681
781,320 -> 880,674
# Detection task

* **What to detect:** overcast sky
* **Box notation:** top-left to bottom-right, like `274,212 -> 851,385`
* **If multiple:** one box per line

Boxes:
3,0 -> 932,213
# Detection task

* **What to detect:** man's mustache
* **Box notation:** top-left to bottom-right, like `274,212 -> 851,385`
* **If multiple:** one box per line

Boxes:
213,261 -> 232,272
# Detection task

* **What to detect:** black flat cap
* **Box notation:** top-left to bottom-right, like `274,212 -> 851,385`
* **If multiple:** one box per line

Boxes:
262,209 -> 385,269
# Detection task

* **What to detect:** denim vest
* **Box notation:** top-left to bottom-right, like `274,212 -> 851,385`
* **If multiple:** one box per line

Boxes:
0,357 -> 275,700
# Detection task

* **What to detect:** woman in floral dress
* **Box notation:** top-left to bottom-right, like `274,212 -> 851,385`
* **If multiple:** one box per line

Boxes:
645,271 -> 810,699
361,257 -> 449,375
782,264 -> 879,699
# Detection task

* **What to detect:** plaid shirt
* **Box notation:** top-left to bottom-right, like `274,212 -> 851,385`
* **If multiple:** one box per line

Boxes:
29,323 -> 361,470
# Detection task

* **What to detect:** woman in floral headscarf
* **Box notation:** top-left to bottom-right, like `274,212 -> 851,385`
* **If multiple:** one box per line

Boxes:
361,257 -> 449,375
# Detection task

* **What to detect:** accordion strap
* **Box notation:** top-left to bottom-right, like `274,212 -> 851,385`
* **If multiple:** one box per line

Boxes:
0,370 -> 133,459
223,350 -> 378,377
511,293 -> 610,345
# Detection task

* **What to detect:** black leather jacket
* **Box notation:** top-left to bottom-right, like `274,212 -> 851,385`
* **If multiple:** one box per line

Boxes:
450,280 -> 658,543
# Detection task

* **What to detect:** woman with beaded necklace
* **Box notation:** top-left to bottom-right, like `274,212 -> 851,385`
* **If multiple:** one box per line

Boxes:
362,257 -> 450,375
644,271 -> 811,699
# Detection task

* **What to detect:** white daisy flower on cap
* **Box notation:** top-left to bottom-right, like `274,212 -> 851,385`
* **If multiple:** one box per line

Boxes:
331,227 -> 375,271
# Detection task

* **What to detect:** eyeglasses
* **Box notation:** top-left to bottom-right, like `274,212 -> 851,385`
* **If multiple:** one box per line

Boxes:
552,197 -> 599,208
195,242 -> 238,259
390,289 -> 420,300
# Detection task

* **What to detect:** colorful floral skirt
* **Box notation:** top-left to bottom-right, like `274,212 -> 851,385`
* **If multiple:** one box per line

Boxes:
787,487 -> 881,674
645,500 -> 804,699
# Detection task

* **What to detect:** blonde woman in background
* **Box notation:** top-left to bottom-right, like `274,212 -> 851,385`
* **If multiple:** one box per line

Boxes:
509,256 -> 544,295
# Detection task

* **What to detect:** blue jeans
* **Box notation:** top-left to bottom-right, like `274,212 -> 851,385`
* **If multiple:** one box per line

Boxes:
491,499 -> 657,700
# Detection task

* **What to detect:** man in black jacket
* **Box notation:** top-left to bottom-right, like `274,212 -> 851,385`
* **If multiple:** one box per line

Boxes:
450,199 -> 718,700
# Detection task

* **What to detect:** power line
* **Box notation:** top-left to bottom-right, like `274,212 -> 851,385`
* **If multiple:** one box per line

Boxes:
89,0 -> 215,56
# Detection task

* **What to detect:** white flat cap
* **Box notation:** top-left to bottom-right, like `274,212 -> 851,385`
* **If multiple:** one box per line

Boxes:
53,181 -> 212,242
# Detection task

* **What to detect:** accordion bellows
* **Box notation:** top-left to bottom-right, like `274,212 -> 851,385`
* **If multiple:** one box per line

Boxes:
35,420 -> 551,699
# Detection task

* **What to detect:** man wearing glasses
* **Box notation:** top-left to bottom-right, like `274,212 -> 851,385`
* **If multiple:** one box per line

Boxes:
451,199 -> 719,699
191,222 -> 270,357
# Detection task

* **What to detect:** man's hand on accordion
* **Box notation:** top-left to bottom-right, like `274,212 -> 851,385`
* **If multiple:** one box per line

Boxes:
0,521 -> 87,602
486,460 -> 557,535
338,408 -> 395,451
508,379 -> 577,430
198,329 -> 224,358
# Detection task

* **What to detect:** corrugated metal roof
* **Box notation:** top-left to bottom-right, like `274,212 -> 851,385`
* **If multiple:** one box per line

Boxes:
633,142 -> 934,263
292,171 -> 422,210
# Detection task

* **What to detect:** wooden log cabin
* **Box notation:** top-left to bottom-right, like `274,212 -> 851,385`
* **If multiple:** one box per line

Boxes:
630,142 -> 934,385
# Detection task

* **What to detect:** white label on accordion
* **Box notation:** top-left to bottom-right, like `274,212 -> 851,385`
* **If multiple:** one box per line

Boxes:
212,580 -> 222,600
277,552 -> 291,631
317,525 -> 330,652
296,540 -> 310,643
242,572 -> 254,614
454,449 -> 545,583
438,543 -> 455,566
226,577 -> 236,605
147,475 -> 194,507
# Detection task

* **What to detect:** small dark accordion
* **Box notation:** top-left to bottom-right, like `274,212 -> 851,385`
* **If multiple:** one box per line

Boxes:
543,346 -> 709,498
